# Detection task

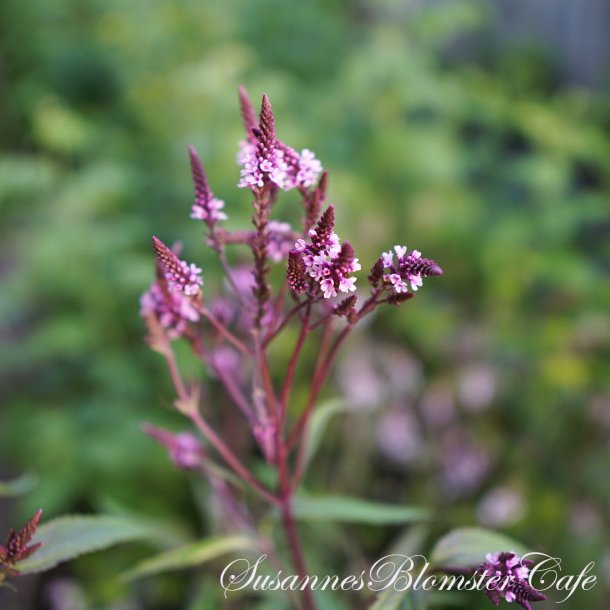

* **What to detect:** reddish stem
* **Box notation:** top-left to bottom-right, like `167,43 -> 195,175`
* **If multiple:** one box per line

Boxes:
265,299 -> 310,346
279,303 -> 311,422
276,434 -> 317,610
201,306 -> 251,355
190,410 -> 279,506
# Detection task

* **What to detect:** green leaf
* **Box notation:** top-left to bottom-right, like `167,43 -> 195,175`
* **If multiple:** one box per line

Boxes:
387,525 -> 429,557
430,527 -> 529,569
303,399 -> 347,472
15,515 -> 166,574
0,474 -> 38,497
292,495 -> 429,525
123,535 -> 256,580
370,587 -> 428,610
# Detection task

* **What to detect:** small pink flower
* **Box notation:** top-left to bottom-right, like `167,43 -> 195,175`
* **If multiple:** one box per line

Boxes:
382,251 -> 394,268
339,276 -> 357,293
320,277 -> 337,298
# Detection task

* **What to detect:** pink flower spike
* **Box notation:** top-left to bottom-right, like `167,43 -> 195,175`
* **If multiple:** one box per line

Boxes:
377,245 -> 443,297
152,236 -> 203,296
189,146 -> 227,226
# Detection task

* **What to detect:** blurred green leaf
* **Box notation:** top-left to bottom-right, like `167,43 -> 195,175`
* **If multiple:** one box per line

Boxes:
15,515 -> 167,574
292,495 -> 429,525
430,528 -> 529,569
302,399 -> 347,473
0,474 -> 37,497
123,535 -> 256,581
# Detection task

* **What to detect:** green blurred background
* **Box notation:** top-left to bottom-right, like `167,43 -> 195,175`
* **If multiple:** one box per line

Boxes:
1,0 -> 609,608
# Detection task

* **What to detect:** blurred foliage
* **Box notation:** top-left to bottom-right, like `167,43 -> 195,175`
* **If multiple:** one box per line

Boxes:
1,0 -> 609,608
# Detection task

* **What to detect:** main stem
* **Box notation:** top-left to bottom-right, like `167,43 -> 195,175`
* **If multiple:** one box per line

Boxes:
277,436 -> 317,610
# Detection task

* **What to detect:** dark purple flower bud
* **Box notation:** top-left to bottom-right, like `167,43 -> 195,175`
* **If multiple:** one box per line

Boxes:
0,509 -> 43,577
257,94 -> 276,157
312,205 -> 335,246
334,295 -> 357,318
142,424 -> 205,470
303,171 -> 327,230
386,291 -> 414,305
401,254 -> 444,278
152,236 -> 203,296
287,250 -> 307,294
368,258 -> 385,288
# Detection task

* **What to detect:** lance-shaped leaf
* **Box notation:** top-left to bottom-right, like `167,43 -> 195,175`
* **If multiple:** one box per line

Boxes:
301,399 -> 348,473
15,515 -> 168,574
123,535 -> 257,581
291,495 -> 429,525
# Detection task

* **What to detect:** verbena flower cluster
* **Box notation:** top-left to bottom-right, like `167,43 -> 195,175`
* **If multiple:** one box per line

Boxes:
237,134 -> 322,191
478,552 -> 546,610
292,206 -> 361,299
141,88 -> 443,343
381,245 -> 443,294
140,281 -> 200,339
140,87 -> 444,610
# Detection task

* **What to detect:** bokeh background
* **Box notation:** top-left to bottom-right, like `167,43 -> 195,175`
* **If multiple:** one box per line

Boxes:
1,0 -> 609,609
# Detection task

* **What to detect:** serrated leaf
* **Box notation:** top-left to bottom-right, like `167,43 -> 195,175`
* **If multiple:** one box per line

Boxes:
303,400 -> 347,472
430,527 -> 529,569
0,474 -> 38,497
370,587 -> 428,610
123,535 -> 256,580
15,515 -> 165,574
292,495 -> 429,525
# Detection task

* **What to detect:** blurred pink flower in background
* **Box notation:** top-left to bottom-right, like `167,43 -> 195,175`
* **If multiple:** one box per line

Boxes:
477,486 -> 526,527
457,364 -> 497,412
376,407 -> 423,466
439,430 -> 491,498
